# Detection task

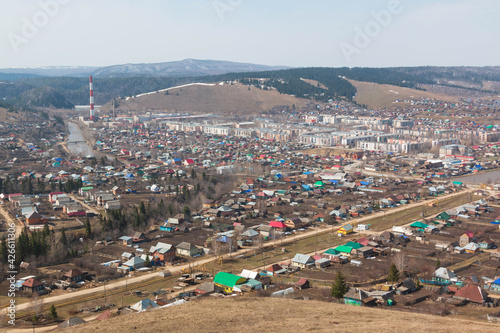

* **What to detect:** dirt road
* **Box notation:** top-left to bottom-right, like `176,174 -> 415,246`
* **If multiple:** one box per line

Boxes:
0,203 -> 22,238
68,194 -> 101,215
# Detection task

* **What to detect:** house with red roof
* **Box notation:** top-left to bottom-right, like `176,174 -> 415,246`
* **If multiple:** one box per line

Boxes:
454,284 -> 489,304
266,264 -> 285,276
460,231 -> 475,247
269,221 -> 287,230
183,159 -> 195,166
22,278 -> 45,293
357,238 -> 370,246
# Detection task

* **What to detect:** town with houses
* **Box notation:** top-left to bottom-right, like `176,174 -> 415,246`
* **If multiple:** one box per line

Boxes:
1,89 -> 500,330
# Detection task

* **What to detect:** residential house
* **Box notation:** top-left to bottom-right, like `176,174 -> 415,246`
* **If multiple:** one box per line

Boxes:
255,225 -> 271,238
130,298 -> 158,311
63,268 -> 84,282
315,258 -> 331,268
64,203 -> 86,217
479,238 -> 495,249
151,242 -> 176,263
176,242 -> 202,257
343,288 -> 377,307
354,246 -> 374,258
454,284 -> 489,304
119,236 -> 133,246
396,278 -> 417,295
22,278 -> 45,293
295,278 -> 310,289
379,231 -> 394,242
291,253 -> 315,269
121,252 -> 135,261
284,217 -> 305,229
241,228 -> 260,241
460,231 -> 474,247
26,211 -> 43,225
338,224 -> 353,235
335,245 -> 355,257
123,257 -> 146,270
269,220 -> 287,231
463,242 -> 480,253
132,232 -> 146,243
322,248 -> 340,260
266,264 -> 286,276
434,267 -> 457,283
202,199 -> 215,209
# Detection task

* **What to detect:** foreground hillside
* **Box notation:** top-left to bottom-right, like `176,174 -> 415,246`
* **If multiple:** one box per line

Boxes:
64,297 -> 498,333
101,82 -> 310,116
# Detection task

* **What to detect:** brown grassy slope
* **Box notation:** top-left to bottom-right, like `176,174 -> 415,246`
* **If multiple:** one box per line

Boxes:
101,83 -> 310,116
349,79 -> 458,109
301,78 -> 328,90
482,80 -> 500,93
0,107 -> 22,122
64,297 -> 498,333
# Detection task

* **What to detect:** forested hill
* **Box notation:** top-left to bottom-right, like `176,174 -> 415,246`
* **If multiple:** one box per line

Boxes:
1,66 -> 499,109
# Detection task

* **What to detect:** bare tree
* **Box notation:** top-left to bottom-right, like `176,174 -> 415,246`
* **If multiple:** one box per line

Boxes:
255,234 -> 264,249
28,293 -> 44,319
211,238 -> 222,258
393,252 -> 408,273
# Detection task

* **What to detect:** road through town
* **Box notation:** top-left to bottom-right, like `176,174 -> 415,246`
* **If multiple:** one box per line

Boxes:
4,188 -> 475,314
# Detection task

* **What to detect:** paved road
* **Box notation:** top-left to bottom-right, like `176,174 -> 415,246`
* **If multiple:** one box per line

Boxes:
4,188 -> 475,314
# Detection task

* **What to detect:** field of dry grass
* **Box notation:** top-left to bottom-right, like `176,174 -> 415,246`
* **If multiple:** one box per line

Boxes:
100,82 -> 310,116
349,79 -> 458,109
64,297 -> 499,333
0,107 -> 22,122
301,78 -> 328,90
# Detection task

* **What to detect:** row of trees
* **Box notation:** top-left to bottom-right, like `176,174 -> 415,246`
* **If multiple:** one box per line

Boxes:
0,222 -> 92,268
0,177 -> 83,195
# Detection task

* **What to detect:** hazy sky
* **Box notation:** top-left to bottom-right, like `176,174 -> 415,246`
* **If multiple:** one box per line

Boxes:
1,0 -> 498,68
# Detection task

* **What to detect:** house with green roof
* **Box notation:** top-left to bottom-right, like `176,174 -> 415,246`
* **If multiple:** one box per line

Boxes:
435,212 -> 451,221
314,181 -> 324,188
335,245 -> 354,256
409,221 -> 428,231
344,241 -> 363,250
324,248 -> 339,256
213,272 -> 246,293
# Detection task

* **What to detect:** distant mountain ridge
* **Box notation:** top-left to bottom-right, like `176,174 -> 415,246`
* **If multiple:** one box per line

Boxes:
0,59 -> 290,79
91,59 -> 290,78
0,66 -> 99,78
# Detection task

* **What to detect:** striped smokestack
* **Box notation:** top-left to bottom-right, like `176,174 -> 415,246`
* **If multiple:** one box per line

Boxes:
89,75 -> 95,121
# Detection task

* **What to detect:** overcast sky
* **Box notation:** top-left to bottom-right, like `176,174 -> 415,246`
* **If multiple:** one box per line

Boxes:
1,0 -> 498,68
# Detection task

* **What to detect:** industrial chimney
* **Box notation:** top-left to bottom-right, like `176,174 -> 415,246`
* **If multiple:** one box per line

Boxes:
89,76 -> 95,121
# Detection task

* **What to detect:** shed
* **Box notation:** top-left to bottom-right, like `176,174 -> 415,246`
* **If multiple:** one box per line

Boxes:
295,278 -> 310,289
